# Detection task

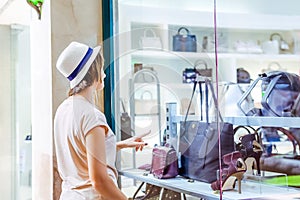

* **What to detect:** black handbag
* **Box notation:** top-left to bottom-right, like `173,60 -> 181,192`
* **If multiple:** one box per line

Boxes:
179,79 -> 235,183
173,27 -> 197,52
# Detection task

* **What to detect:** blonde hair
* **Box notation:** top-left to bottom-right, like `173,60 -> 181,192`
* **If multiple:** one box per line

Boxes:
68,52 -> 104,96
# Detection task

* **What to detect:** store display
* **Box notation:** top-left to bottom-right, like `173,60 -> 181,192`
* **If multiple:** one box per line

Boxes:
117,2 -> 300,199
179,79 -> 234,183
150,145 -> 178,179
172,27 -> 197,52
210,151 -> 247,194
139,28 -> 162,50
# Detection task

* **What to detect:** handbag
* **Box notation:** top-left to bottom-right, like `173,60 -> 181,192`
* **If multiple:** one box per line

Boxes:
120,99 -> 132,140
135,90 -> 159,115
139,28 -> 162,50
173,27 -> 197,52
132,146 -> 181,200
258,127 -> 300,175
182,60 -> 212,84
179,79 -> 235,183
132,182 -> 184,200
150,145 -> 178,179
194,59 -> 212,78
238,71 -> 300,117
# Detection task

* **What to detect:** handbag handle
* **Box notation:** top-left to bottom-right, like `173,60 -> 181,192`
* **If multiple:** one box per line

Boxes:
205,78 -> 224,122
234,125 -> 261,146
194,59 -> 208,69
140,90 -> 153,100
261,74 -> 282,116
183,78 -> 223,124
257,127 -> 300,156
177,27 -> 190,35
143,28 -> 157,38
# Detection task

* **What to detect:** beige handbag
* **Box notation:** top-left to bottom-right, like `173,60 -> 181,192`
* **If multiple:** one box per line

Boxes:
139,29 -> 162,50
135,90 -> 159,115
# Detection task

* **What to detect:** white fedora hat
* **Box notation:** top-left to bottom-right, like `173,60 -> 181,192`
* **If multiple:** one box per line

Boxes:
56,41 -> 101,89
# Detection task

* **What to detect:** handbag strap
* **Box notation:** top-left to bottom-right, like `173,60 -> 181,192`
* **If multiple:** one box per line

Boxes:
205,78 -> 224,122
184,82 -> 197,123
183,78 -> 224,123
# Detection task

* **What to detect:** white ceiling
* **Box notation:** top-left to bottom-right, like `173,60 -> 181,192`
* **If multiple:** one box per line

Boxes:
0,0 -> 31,25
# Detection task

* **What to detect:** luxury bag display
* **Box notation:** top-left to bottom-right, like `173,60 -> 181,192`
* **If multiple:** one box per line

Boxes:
173,27 -> 197,52
179,79 -> 235,183
238,70 -> 300,117
150,145 -> 178,179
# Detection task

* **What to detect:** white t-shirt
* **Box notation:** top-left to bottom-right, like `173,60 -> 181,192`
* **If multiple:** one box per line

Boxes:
54,95 -> 117,200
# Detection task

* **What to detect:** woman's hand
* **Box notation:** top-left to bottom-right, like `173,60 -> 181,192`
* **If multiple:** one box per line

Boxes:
116,131 -> 150,151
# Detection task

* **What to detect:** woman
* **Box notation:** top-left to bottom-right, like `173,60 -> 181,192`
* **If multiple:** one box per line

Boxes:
54,41 -> 147,199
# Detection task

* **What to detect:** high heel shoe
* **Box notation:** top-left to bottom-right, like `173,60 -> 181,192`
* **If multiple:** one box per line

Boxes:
211,151 -> 247,194
239,134 -> 263,176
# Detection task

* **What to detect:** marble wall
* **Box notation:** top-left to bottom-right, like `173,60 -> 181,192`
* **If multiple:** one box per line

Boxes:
30,0 -> 103,199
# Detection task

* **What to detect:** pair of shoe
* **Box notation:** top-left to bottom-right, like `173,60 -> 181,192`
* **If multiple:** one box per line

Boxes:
210,131 -> 263,194
210,151 -> 246,194
234,126 -> 263,176
239,133 -> 263,176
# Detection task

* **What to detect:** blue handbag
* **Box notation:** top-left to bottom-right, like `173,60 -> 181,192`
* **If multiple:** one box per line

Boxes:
173,27 -> 197,52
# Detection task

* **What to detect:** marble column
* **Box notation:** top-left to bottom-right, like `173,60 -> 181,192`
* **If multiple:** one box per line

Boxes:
30,0 -> 103,199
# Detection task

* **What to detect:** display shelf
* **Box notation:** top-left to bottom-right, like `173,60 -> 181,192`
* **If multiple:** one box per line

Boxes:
224,116 -> 300,128
168,114 -> 300,129
131,49 -> 300,62
119,168 -> 300,200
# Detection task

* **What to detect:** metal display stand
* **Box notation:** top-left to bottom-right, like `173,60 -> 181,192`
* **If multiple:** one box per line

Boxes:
129,69 -> 162,170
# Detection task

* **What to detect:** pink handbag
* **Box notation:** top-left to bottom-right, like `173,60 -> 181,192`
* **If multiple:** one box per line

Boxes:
150,146 -> 178,179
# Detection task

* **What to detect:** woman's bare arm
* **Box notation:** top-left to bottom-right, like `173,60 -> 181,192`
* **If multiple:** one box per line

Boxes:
86,126 -> 127,200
